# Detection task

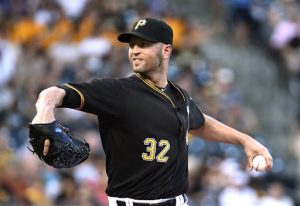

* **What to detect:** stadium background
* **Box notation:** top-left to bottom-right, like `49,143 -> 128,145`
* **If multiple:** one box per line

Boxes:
0,0 -> 299,205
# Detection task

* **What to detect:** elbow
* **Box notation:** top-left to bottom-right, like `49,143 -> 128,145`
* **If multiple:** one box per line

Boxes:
35,86 -> 65,111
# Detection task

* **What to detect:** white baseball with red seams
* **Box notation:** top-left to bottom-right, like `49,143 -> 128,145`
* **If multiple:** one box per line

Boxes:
252,155 -> 267,171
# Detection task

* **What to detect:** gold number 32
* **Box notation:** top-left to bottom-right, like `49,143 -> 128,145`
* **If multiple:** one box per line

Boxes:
142,138 -> 170,163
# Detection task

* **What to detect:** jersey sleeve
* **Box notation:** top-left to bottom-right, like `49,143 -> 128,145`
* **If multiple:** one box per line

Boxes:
188,97 -> 205,129
56,84 -> 82,109
57,78 -> 125,118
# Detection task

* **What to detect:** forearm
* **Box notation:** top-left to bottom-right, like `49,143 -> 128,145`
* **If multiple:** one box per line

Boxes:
190,114 -> 272,170
32,86 -> 66,124
189,114 -> 250,146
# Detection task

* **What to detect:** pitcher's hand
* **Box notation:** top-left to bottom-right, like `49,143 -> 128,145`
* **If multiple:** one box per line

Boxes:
244,138 -> 273,171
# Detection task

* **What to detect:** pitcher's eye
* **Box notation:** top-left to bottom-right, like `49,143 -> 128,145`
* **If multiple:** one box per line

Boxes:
129,43 -> 134,48
129,41 -> 152,49
139,42 -> 147,48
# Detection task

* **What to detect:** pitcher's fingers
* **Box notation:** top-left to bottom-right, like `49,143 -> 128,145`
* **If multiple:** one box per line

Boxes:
265,154 -> 273,170
247,156 -> 254,171
43,139 -> 50,156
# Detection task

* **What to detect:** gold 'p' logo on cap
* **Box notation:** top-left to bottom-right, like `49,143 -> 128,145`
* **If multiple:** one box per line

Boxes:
134,19 -> 147,30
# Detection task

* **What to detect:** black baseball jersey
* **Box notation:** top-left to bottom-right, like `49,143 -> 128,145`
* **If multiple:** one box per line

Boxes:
58,73 -> 205,199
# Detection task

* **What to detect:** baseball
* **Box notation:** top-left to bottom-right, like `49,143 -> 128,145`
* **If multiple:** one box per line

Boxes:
252,155 -> 267,171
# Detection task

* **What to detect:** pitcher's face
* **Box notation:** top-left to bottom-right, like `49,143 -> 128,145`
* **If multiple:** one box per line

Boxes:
128,37 -> 164,74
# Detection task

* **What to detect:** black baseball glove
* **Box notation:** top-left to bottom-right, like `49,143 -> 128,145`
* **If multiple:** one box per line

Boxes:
28,121 -> 90,169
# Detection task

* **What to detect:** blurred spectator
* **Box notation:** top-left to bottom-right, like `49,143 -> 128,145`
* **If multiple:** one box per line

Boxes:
48,31 -> 79,65
0,22 -> 20,86
78,23 -> 112,75
55,0 -> 89,20
219,169 -> 258,206
10,11 -> 45,46
54,172 -> 79,205
34,0 -> 61,27
39,7 -> 74,50
259,182 -> 295,206
223,0 -> 260,44
210,67 -> 259,134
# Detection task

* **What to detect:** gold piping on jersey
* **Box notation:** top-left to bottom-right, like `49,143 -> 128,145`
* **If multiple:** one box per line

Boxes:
63,83 -> 85,110
134,73 -> 175,108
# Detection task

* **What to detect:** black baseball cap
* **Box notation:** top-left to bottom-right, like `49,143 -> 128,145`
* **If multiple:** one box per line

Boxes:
118,17 -> 173,45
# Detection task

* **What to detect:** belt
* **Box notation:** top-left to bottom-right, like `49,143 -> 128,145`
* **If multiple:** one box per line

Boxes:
112,194 -> 186,206
116,198 -> 176,206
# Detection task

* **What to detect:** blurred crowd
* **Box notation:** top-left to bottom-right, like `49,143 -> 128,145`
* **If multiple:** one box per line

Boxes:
0,0 -> 299,205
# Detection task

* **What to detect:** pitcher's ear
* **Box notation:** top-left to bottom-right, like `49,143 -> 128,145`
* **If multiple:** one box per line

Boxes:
163,44 -> 172,59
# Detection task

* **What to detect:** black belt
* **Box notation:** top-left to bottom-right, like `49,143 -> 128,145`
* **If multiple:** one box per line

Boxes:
116,197 -> 178,206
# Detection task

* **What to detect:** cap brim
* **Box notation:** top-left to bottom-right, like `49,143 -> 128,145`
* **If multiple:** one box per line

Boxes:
118,31 -> 158,43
